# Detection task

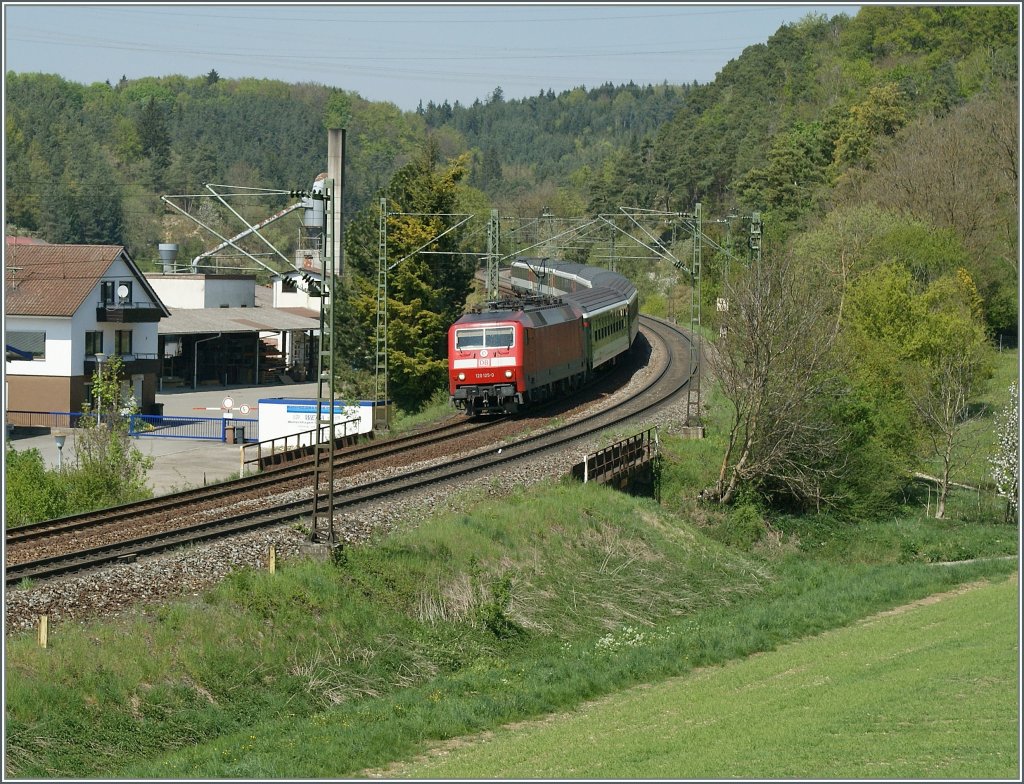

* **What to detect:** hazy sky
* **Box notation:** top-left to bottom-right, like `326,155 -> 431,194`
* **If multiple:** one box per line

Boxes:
4,2 -> 860,111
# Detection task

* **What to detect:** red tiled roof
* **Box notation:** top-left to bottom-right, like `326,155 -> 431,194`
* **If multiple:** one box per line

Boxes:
5,244 -> 131,317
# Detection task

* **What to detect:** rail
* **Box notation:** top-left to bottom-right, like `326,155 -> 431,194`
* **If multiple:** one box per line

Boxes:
239,416 -> 364,475
5,317 -> 692,584
571,427 -> 659,485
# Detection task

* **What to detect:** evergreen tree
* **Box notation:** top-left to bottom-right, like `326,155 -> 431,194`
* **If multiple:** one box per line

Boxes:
136,96 -> 171,175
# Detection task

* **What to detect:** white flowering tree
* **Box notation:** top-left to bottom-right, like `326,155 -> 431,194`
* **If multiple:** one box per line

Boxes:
989,381 -> 1019,522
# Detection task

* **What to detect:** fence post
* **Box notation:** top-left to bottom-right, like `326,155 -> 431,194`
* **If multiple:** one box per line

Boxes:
268,544 -> 276,574
38,615 -> 48,649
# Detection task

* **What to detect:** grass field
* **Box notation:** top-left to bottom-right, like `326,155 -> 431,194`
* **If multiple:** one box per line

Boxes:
379,577 -> 1019,780
3,349 -> 1019,779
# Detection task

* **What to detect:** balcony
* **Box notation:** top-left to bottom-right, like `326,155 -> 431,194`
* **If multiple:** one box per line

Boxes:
95,301 -> 164,323
84,353 -> 160,376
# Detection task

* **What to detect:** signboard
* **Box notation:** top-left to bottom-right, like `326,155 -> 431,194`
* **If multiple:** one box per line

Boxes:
257,398 -> 380,445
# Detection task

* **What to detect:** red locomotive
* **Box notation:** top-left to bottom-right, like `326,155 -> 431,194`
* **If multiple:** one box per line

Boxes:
448,259 -> 639,415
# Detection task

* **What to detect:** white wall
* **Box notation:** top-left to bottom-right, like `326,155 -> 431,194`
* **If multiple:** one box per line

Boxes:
146,275 -> 256,308
272,273 -> 325,311
6,274 -> 164,378
4,316 -> 73,376
104,257 -> 160,307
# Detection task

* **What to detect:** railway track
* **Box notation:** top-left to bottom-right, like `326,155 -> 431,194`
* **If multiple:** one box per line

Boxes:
5,414 -> 503,550
5,317 -> 694,586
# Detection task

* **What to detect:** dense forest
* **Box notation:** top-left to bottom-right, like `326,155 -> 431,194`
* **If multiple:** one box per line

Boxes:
4,6 -> 1019,448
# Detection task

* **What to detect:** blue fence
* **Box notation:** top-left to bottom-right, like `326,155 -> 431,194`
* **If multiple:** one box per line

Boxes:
130,414 -> 259,442
7,411 -> 258,443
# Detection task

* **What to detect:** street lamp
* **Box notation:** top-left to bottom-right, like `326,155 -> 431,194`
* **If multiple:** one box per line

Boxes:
94,353 -> 106,424
54,434 -> 66,471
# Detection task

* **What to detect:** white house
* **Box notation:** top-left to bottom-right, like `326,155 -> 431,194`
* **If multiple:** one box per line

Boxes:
4,242 -> 170,421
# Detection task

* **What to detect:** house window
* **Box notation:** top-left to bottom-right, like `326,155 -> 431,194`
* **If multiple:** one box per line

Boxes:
85,331 -> 103,356
6,331 -> 45,360
281,278 -> 297,293
117,280 -> 133,304
101,280 -> 116,305
115,330 -> 133,356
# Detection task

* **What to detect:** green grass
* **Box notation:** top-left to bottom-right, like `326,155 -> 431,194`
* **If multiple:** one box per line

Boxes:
5,510 -> 1015,779
389,386 -> 459,433
3,360 -> 1019,779
774,511 -> 1018,564
384,577 -> 1019,780
103,558 -> 1016,779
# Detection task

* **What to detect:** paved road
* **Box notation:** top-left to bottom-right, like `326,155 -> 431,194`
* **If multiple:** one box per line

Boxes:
5,381 -> 323,496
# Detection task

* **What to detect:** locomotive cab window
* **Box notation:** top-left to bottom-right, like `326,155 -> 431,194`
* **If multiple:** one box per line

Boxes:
455,329 -> 484,350
485,327 -> 514,348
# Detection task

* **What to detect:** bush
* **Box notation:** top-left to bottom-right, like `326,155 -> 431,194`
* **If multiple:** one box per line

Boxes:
716,502 -> 766,549
4,445 -> 69,526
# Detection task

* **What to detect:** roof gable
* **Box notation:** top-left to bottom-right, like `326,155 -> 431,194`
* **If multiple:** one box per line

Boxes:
4,244 -> 170,318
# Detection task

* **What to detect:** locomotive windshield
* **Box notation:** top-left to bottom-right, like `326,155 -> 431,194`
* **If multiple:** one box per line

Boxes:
455,326 -> 514,350
455,329 -> 484,349
486,327 -> 514,348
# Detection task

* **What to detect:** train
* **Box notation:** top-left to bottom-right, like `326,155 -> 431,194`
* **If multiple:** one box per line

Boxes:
448,258 -> 639,415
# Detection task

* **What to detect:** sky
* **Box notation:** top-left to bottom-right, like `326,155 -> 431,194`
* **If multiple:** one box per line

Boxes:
3,2 -> 860,111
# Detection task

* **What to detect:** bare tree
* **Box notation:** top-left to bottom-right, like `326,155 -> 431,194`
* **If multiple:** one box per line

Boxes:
708,250 -> 846,507
906,344 -> 990,519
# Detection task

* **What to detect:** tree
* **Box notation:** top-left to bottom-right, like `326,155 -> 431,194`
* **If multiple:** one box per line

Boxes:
324,90 -> 351,129
839,262 -> 926,480
832,83 -> 909,166
836,86 -> 1019,335
342,140 -> 476,411
135,95 -> 171,176
989,382 -> 1019,522
905,270 -> 992,518
5,357 -> 153,527
708,249 -> 847,508
73,355 -> 153,506
736,122 -> 831,226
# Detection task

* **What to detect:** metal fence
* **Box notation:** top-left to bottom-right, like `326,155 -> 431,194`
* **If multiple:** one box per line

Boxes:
571,428 -> 659,484
7,411 -> 258,443
129,414 -> 259,442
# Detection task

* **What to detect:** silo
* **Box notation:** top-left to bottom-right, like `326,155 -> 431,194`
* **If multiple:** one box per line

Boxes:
303,173 -> 327,231
157,243 -> 179,273
296,173 -> 327,271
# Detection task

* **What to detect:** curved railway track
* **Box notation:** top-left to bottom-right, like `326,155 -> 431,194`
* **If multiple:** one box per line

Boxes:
5,317 -> 695,586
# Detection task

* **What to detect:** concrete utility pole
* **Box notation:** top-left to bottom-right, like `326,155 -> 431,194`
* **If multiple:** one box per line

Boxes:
328,129 -> 344,280
292,128 -> 346,552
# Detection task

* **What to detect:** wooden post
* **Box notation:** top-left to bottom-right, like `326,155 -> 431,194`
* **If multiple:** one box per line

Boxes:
38,614 -> 48,649
268,544 -> 276,574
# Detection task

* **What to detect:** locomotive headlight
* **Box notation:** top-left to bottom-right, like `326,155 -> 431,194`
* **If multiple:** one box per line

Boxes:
457,372 -> 466,381
505,370 -> 513,379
